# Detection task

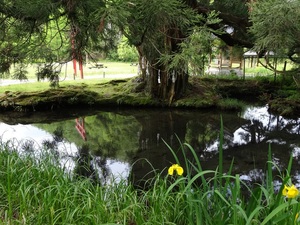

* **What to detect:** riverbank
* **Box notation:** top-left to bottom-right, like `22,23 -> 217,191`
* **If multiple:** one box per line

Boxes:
0,75 -> 299,118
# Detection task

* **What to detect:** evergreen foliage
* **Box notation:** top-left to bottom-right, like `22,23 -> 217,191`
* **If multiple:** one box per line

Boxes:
250,0 -> 300,61
1,0 -> 300,98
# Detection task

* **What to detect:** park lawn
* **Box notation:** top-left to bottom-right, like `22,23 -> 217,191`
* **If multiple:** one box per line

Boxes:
8,61 -> 138,79
0,61 -> 138,93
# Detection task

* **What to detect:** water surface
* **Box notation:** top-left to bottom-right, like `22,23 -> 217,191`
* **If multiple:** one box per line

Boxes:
0,105 -> 299,187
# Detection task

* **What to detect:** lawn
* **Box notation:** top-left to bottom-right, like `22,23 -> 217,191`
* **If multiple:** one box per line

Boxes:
12,61 -> 138,79
0,61 -> 138,92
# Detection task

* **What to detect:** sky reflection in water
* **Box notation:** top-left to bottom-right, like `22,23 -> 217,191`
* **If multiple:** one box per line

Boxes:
0,105 -> 299,186
0,122 -> 130,183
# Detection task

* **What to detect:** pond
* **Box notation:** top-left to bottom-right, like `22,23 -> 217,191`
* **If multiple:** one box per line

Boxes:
0,105 -> 299,188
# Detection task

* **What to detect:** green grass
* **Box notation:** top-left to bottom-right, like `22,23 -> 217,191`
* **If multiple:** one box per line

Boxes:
10,61 -> 138,79
245,66 -> 273,76
0,119 -> 299,224
0,148 -> 188,224
0,61 -> 138,92
243,58 -> 295,76
217,98 -> 247,110
0,79 -> 112,92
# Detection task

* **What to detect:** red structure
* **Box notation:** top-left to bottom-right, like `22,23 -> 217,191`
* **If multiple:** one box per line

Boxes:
75,117 -> 87,141
71,30 -> 84,79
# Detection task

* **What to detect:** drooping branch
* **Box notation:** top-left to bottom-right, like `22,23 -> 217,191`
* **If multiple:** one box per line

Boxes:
195,4 -> 254,48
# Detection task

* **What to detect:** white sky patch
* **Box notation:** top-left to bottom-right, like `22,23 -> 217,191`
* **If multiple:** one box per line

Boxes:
0,122 -> 130,182
0,123 -> 50,143
242,106 -> 271,126
233,127 -> 249,145
205,140 -> 219,152
292,146 -> 300,159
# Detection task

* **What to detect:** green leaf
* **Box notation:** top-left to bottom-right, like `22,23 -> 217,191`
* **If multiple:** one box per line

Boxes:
261,200 -> 298,225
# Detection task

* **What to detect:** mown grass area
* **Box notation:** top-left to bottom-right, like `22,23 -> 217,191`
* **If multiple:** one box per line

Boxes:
0,124 -> 298,224
8,61 -> 138,79
0,60 -> 138,93
0,79 -> 112,92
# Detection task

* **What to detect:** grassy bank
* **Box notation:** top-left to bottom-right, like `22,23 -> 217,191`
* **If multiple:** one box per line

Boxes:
0,75 -> 276,112
1,62 -> 299,117
0,124 -> 299,225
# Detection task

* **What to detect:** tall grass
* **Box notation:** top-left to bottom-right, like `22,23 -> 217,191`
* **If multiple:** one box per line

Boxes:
0,118 -> 299,224
0,146 -> 189,224
164,116 -> 299,225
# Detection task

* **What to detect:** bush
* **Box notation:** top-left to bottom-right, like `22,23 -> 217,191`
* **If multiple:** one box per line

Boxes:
116,36 -> 138,62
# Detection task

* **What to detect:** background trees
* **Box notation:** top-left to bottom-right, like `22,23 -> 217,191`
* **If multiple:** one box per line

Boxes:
250,0 -> 300,64
0,0 -> 299,100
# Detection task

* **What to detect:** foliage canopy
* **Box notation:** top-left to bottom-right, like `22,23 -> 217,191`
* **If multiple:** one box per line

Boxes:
1,0 -> 300,97
250,0 -> 300,63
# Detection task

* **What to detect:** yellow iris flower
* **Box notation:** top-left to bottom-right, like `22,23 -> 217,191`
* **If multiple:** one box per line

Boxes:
168,164 -> 184,176
282,184 -> 299,199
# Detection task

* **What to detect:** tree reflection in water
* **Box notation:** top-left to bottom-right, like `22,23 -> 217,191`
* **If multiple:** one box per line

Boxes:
0,105 -> 299,188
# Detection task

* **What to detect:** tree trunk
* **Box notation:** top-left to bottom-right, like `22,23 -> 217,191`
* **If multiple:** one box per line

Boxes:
136,30 -> 189,104
140,62 -> 187,104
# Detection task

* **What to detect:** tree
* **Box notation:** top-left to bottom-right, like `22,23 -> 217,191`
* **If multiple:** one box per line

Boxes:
116,36 -> 138,62
0,0 -> 116,77
113,0 -> 221,102
116,0 -> 255,102
0,0 -> 66,71
0,0 -> 258,100
250,0 -> 300,65
117,0 -> 198,102
202,1 -> 253,45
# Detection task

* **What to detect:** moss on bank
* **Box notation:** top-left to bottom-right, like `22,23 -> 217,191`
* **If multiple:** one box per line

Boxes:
0,76 -> 299,117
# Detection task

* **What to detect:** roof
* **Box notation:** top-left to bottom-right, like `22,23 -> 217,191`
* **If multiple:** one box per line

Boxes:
243,50 -> 276,58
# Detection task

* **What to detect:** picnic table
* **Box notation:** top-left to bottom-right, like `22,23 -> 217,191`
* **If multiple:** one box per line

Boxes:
89,63 -> 104,69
